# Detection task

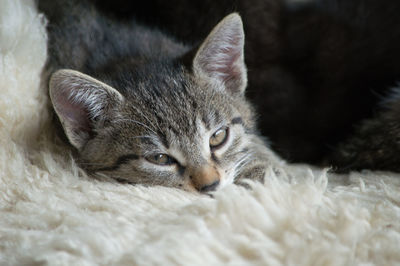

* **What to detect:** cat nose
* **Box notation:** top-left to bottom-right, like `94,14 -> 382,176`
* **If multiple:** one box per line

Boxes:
190,165 -> 220,192
199,180 -> 220,192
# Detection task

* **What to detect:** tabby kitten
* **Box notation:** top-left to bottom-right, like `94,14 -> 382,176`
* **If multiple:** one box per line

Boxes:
101,0 -> 400,172
39,0 -> 282,192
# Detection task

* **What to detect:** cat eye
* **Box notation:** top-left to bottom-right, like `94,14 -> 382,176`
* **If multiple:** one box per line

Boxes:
146,153 -> 176,166
209,127 -> 229,149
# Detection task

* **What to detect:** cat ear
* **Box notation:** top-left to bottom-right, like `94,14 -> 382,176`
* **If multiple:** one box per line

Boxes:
49,69 -> 124,150
193,13 -> 247,95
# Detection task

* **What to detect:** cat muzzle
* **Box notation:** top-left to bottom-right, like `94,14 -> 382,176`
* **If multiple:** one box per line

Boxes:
189,165 -> 221,192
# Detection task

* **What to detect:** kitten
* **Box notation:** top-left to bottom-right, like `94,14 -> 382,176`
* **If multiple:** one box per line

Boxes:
327,92 -> 400,173
38,0 -> 282,192
97,0 -> 400,172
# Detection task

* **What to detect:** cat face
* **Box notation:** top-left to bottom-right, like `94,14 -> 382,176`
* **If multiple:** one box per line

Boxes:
49,14 -> 257,192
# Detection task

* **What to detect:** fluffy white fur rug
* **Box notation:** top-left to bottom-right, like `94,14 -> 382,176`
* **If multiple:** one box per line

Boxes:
1,1 -> 400,265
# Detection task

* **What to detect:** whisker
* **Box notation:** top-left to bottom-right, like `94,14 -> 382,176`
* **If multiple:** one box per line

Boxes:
233,152 -> 254,176
128,104 -> 162,132
130,135 -> 155,140
78,162 -> 108,166
115,118 -> 158,135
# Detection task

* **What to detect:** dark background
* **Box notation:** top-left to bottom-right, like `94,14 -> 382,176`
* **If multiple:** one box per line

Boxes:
89,0 -> 400,166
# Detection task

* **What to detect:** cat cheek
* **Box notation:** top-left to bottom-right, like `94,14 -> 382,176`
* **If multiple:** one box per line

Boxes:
219,169 -> 236,189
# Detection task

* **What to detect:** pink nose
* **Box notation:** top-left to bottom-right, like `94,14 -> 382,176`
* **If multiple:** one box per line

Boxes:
189,166 -> 221,192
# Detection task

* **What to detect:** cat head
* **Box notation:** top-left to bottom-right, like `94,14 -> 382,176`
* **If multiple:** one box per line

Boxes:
49,14 -> 260,193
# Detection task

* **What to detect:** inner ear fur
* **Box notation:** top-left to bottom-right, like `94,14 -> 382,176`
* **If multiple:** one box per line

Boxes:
49,69 -> 124,150
192,13 -> 247,96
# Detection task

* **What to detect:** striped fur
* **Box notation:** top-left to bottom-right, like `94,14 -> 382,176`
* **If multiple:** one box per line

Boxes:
40,0 -> 282,192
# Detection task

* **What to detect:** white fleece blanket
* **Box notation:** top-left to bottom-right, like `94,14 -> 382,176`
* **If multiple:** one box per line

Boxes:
1,1 -> 400,265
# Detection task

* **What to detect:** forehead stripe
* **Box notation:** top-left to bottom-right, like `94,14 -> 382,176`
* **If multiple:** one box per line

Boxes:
231,117 -> 243,125
155,129 -> 170,149
202,115 -> 211,130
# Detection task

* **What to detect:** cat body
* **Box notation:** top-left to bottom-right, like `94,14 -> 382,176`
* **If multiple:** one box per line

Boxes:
38,0 -> 282,192
96,0 -> 400,171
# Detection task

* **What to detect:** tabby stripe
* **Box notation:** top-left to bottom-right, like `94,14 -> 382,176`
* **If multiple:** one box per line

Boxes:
214,110 -> 222,124
231,117 -> 243,125
96,154 -> 139,171
211,152 -> 220,164
202,115 -> 211,130
156,129 -> 170,149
